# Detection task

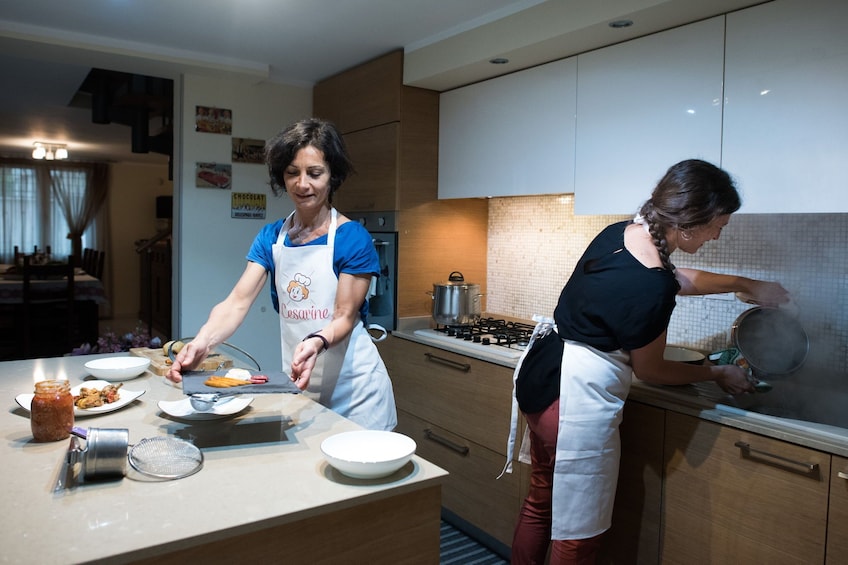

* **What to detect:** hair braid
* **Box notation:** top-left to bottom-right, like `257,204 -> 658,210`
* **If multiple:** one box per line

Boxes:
638,202 -> 673,270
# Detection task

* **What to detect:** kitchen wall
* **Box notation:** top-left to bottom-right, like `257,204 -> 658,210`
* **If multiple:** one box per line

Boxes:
177,74 -> 310,371
487,194 -> 848,374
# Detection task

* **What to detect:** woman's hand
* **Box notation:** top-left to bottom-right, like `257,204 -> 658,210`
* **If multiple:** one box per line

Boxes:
712,364 -> 755,394
165,338 -> 211,383
289,338 -> 323,390
737,280 -> 791,307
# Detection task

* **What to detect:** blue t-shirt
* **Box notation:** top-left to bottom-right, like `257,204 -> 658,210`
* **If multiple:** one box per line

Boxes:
246,219 -> 380,321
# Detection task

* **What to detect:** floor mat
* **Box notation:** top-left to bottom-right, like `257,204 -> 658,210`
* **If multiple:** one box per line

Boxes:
440,521 -> 508,565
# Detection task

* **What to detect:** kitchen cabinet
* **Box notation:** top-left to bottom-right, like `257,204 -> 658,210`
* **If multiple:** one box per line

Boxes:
829,455 -> 848,564
598,401 -> 664,565
380,336 -> 521,548
574,16 -> 725,215
663,411 -> 829,563
438,57 -> 577,199
722,0 -> 848,213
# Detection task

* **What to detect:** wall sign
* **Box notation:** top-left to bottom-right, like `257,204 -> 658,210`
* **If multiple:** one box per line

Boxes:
231,192 -> 266,219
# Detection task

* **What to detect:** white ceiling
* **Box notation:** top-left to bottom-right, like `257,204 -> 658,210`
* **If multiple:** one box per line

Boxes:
0,0 -> 762,165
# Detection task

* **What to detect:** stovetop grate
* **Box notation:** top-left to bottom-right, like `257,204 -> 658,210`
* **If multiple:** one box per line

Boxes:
434,317 -> 536,349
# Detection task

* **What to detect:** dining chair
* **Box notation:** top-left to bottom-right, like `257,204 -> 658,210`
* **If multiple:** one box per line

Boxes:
20,255 -> 77,359
93,250 -> 106,279
82,248 -> 95,274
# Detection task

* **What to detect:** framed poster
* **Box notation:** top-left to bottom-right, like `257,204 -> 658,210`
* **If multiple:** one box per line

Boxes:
195,162 -> 232,189
231,192 -> 266,219
232,137 -> 266,164
195,105 -> 232,134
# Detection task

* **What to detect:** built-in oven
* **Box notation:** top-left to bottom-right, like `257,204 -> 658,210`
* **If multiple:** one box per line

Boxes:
352,212 -> 398,332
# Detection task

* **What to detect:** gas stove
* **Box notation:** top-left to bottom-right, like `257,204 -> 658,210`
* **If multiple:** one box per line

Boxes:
412,318 -> 536,360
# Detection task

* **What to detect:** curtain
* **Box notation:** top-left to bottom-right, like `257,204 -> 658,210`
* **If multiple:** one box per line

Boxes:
0,159 -> 107,265
50,163 -> 108,265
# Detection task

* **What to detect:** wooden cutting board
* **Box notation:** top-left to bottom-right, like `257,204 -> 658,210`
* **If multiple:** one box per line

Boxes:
129,347 -> 234,376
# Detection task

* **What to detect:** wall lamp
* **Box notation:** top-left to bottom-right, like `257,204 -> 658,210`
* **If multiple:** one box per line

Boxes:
32,142 -> 69,160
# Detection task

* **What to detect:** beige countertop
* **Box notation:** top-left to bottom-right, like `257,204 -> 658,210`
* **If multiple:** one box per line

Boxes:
0,353 -> 447,564
391,318 -> 848,458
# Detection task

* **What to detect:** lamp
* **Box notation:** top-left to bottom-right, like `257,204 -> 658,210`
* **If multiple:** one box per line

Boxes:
32,142 -> 69,160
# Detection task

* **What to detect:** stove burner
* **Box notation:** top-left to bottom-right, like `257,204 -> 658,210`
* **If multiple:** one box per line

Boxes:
434,317 -> 536,350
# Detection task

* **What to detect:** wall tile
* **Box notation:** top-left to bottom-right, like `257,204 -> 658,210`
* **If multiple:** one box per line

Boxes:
488,195 -> 848,373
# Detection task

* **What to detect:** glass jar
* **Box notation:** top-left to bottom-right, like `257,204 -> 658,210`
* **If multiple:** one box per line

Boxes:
31,380 -> 74,442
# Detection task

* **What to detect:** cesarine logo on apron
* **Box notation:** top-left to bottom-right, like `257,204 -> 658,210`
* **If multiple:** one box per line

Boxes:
281,272 -> 332,321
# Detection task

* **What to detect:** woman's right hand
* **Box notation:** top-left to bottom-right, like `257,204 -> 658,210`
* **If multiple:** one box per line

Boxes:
165,339 -> 211,383
712,364 -> 755,394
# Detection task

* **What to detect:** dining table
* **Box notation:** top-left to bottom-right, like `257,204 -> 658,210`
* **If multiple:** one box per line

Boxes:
0,263 -> 109,306
0,353 -> 446,564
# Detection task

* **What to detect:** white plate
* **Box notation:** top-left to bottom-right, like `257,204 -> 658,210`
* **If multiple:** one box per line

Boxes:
15,380 -> 145,417
84,357 -> 151,381
157,397 -> 254,420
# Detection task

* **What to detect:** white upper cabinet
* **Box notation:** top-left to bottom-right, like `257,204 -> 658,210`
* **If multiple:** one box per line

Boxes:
723,0 -> 848,213
573,17 -> 725,215
438,57 -> 577,199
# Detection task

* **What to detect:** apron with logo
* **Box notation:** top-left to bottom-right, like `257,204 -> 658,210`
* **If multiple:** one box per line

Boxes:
503,320 -> 632,539
273,209 -> 397,431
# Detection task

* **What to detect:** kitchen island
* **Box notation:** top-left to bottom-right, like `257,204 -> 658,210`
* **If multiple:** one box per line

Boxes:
0,354 -> 447,565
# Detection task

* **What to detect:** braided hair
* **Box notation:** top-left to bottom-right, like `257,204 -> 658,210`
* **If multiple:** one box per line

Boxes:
637,159 -> 741,270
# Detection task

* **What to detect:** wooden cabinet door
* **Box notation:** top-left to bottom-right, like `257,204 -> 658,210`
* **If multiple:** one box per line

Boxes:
663,411 -> 828,564
381,336 -> 514,455
828,455 -> 848,564
396,409 -> 520,547
598,401 -> 664,565
334,123 -> 399,212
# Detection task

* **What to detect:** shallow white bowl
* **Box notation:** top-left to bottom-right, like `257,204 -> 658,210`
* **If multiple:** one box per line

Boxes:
663,346 -> 705,365
84,357 -> 151,381
321,430 -> 416,479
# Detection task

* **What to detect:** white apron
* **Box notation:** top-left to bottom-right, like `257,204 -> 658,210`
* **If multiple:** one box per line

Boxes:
273,209 -> 397,431
502,319 -> 632,539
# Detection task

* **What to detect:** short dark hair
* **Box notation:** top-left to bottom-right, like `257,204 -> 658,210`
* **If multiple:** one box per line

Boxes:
264,118 -> 355,202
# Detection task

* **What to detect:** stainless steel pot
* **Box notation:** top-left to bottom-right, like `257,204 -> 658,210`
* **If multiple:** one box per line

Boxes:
731,306 -> 809,377
429,271 -> 483,326
83,427 -> 129,480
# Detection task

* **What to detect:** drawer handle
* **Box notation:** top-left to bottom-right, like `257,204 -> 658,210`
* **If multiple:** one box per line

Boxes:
423,352 -> 470,372
424,428 -> 470,456
839,471 -> 848,480
734,441 -> 819,476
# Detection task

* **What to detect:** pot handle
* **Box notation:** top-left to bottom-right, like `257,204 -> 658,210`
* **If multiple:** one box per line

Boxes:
448,271 -> 464,282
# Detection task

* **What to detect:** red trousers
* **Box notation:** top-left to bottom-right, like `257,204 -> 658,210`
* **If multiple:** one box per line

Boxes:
511,399 -> 603,565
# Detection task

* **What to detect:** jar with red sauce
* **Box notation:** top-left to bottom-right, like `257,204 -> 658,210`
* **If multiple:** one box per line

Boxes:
31,380 -> 74,442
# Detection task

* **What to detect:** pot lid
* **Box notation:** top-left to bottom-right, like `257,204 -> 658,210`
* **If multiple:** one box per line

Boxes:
437,271 -> 478,286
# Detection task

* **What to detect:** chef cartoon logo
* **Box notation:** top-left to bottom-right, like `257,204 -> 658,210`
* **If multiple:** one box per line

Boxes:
286,273 -> 311,302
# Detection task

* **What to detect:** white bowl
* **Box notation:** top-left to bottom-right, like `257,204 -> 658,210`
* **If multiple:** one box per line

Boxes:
84,357 -> 151,381
663,346 -> 705,365
321,430 -> 416,479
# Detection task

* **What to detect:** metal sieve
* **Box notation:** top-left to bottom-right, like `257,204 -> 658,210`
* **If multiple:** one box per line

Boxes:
128,436 -> 204,480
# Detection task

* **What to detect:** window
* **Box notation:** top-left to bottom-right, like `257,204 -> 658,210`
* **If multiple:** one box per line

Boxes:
0,161 -> 104,264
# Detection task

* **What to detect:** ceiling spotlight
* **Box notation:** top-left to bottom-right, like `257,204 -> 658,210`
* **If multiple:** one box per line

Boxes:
609,19 -> 634,29
31,142 -> 69,160
490,57 -> 509,65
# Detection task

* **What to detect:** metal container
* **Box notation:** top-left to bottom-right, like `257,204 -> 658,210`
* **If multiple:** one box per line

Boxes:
429,272 -> 483,326
730,306 -> 809,377
83,427 -> 129,480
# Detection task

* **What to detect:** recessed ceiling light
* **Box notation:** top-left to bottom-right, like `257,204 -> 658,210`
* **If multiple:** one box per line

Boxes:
490,57 -> 509,65
609,19 -> 634,29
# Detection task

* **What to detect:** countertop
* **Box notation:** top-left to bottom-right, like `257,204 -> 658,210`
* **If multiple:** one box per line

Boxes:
0,354 -> 447,564
392,318 -> 848,458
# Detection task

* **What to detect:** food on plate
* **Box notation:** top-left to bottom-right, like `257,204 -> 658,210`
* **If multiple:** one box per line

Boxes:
74,383 -> 123,409
204,374 -> 268,388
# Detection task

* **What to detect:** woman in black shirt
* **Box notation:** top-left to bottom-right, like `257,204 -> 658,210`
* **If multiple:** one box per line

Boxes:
506,159 -> 789,564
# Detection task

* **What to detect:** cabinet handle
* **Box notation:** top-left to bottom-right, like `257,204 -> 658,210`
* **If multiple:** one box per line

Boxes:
839,471 -> 848,480
423,352 -> 470,372
734,441 -> 820,476
424,428 -> 470,456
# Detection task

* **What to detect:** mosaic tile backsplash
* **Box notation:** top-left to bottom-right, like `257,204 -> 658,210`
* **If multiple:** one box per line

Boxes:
487,194 -> 848,374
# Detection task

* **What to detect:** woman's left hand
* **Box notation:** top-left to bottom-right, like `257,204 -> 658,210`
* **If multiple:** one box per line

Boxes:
739,280 -> 791,307
289,339 -> 321,390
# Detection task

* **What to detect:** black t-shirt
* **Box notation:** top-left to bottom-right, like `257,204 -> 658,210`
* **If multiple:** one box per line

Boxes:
516,221 -> 679,413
